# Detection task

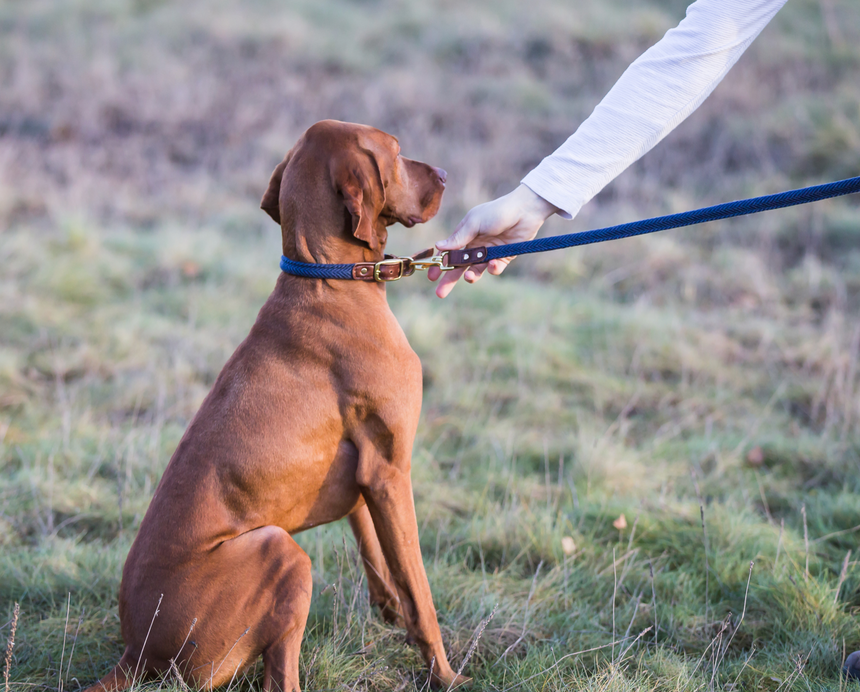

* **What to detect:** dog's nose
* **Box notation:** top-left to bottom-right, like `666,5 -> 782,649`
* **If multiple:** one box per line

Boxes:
436,167 -> 448,185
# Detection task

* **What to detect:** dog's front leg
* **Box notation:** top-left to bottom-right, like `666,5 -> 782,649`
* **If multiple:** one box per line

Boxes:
356,455 -> 469,689
348,504 -> 406,627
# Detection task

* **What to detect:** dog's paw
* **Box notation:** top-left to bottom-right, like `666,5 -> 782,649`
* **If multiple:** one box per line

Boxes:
430,671 -> 471,690
376,602 -> 406,629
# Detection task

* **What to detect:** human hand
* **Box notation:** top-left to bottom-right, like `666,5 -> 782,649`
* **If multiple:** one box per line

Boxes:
428,184 -> 560,298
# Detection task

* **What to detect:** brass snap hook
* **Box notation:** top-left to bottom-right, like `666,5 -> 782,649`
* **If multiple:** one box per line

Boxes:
409,252 -> 455,272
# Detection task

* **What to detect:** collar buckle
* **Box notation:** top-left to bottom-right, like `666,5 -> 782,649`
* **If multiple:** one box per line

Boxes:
373,257 -> 409,282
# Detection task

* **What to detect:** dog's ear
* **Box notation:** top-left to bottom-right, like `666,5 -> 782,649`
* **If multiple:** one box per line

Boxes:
332,151 -> 385,251
261,153 -> 291,225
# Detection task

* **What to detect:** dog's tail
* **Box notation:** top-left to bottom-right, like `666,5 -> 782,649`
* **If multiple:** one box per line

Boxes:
79,656 -> 134,692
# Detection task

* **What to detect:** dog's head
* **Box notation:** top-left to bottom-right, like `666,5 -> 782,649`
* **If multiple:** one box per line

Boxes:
261,120 -> 446,259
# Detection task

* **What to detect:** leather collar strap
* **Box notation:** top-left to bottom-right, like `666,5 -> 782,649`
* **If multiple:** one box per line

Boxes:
279,247 -> 488,283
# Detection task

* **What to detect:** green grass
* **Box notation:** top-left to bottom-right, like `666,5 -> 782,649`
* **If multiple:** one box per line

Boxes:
2,0 -> 860,690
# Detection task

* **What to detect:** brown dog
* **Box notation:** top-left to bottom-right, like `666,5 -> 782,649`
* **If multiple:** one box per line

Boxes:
85,120 -> 467,692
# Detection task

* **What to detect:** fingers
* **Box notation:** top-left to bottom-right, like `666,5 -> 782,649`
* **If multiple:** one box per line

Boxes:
434,267 -> 467,299
464,264 -> 487,283
430,259 -> 515,299
463,258 -> 511,281
428,264 -> 485,299
426,254 -> 515,299
488,258 -> 511,275
435,210 -> 481,252
426,262 -> 488,292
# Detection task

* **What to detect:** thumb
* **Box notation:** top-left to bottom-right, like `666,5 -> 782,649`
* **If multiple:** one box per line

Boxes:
436,210 -> 481,251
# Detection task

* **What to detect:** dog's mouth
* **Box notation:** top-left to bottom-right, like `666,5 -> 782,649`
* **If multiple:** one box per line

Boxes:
379,213 -> 423,228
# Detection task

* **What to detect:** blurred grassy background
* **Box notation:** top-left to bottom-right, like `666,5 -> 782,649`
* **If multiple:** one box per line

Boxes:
2,0 -> 860,689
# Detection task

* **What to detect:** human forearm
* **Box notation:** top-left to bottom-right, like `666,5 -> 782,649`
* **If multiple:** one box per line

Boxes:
522,0 -> 788,218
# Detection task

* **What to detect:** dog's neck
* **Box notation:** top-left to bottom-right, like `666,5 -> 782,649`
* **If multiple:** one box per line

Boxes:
279,175 -> 387,267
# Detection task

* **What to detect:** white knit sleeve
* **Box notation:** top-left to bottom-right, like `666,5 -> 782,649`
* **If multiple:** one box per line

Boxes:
521,0 -> 788,219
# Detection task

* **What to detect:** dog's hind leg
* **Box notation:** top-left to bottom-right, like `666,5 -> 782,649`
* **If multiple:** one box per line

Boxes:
348,504 -> 405,626
259,538 -> 312,692
120,526 -> 312,692
247,529 -> 313,692
200,527 -> 313,692
79,661 -> 133,692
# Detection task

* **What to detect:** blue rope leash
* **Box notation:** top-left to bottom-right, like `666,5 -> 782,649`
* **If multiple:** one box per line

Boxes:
280,256 -> 355,280
280,175 -> 860,280
476,174 -> 860,263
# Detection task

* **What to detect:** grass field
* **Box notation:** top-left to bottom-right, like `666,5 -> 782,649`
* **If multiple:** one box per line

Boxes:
2,0 -> 860,689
